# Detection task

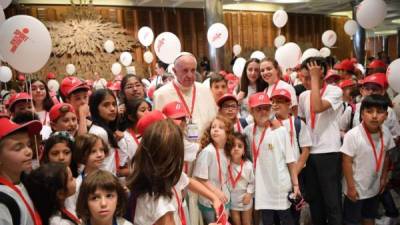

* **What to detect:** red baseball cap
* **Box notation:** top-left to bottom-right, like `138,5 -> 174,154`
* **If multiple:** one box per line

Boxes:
136,110 -> 166,135
248,92 -> 271,108
162,101 -> 188,119
363,73 -> 386,88
8,92 -> 32,110
271,89 -> 291,102
324,69 -> 341,81
217,94 -> 238,107
108,81 -> 121,91
85,80 -> 94,87
367,60 -> 386,69
47,72 -> 56,79
338,79 -> 355,89
333,63 -> 343,70
339,59 -> 355,72
49,103 -> 76,122
0,118 -> 42,139
17,74 -> 25,81
60,76 -> 89,97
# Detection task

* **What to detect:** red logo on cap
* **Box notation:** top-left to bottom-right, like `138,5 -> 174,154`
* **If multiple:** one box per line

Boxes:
280,91 -> 285,95
10,28 -> 30,53
259,95 -> 264,100
176,103 -> 181,110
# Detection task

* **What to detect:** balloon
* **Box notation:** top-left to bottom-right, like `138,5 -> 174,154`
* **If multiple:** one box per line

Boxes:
0,6 -> 5,25
126,66 -> 136,75
94,78 -> 107,90
207,23 -> 229,48
232,57 -> 246,78
138,26 -> 154,47
387,58 -> 400,92
0,15 -> 52,73
356,0 -> 387,29
301,48 -> 321,63
273,10 -> 288,28
274,35 -> 286,48
143,51 -> 154,64
119,52 -> 132,66
344,20 -> 358,36
141,78 -> 151,88
275,42 -> 302,69
321,30 -> 337,48
0,0 -> 11,9
0,53 -> 3,62
250,51 -> 266,61
392,94 -> 400,120
111,62 -> 122,76
0,66 -> 12,82
66,64 -> 76,75
103,40 -> 115,53
154,32 -> 181,64
319,47 -> 331,58
47,79 -> 60,92
233,44 -> 241,56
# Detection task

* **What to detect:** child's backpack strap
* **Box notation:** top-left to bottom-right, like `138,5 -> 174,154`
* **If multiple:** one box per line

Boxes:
0,191 -> 21,225
294,116 -> 302,153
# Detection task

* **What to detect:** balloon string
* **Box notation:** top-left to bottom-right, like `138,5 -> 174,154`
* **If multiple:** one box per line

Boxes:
27,74 -> 40,168
278,28 -> 281,36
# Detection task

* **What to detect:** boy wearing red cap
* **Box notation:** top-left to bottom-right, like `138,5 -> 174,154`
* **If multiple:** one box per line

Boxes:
0,118 -> 43,225
40,103 -> 78,140
7,93 -> 34,119
244,92 -> 299,225
338,79 -> 357,134
217,94 -> 246,133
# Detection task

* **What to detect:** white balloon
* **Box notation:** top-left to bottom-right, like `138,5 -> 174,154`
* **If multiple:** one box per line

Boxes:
344,20 -> 358,36
207,23 -> 229,48
143,51 -> 154,64
356,0 -> 387,29
94,78 -> 107,90
138,26 -> 154,47
0,6 -> 5,25
319,47 -> 331,58
273,10 -> 288,28
275,42 -> 302,69
301,48 -> 321,63
0,0 -> 11,9
66,64 -> 76,75
0,15 -> 52,73
141,78 -> 151,88
111,63 -> 122,76
250,51 -> 266,61
154,32 -> 181,64
47,79 -> 60,92
126,66 -> 136,75
232,57 -> 246,78
233,44 -> 242,56
274,35 -> 286,48
322,30 -> 337,48
119,52 -> 132,66
387,58 -> 400,92
392,94 -> 400,120
0,66 -> 12,82
103,40 -> 115,53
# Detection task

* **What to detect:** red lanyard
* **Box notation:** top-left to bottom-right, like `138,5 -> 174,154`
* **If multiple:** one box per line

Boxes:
0,177 -> 42,225
228,160 -> 244,189
236,120 -> 242,133
114,148 -> 120,174
61,208 -> 81,225
42,111 -> 48,125
362,123 -> 385,173
183,162 -> 189,174
310,84 -> 327,129
277,117 -> 294,146
252,125 -> 268,170
128,128 -> 140,145
269,80 -> 280,96
173,82 -> 196,119
172,187 -> 186,225
213,144 -> 224,189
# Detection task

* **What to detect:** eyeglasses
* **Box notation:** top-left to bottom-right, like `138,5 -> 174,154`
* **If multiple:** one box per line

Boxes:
124,84 -> 143,90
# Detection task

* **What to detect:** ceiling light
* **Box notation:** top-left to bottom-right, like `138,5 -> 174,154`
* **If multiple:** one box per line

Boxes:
392,19 -> 400,24
330,11 -> 353,19
223,2 -> 282,12
374,30 -> 397,35
253,0 -> 309,3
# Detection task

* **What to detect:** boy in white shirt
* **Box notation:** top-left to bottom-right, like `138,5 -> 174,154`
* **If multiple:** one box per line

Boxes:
341,94 -> 395,225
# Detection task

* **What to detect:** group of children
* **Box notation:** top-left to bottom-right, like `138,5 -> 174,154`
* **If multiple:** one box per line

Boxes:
0,55 -> 399,225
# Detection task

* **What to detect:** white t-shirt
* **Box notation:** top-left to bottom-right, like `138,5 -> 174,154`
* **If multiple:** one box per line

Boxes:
341,124 -> 395,199
49,211 -> 77,225
64,173 -> 83,217
228,160 -> 255,211
298,85 -> 343,154
37,110 -> 50,126
0,183 -> 35,225
265,80 -> 298,107
240,85 -> 257,119
184,139 -> 199,162
40,125 -> 53,141
192,143 -> 230,208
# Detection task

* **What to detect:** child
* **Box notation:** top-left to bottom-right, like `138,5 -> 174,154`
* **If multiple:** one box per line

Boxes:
76,170 -> 131,225
30,79 -> 54,126
24,163 -> 79,225
243,92 -> 299,225
193,115 -> 232,224
217,94 -> 247,133
41,103 -> 78,140
7,92 -> 34,119
209,73 -> 228,103
341,94 -> 395,225
228,132 -> 254,225
0,118 -> 43,225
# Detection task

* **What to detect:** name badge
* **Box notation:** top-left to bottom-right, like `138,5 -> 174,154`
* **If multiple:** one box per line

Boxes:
187,122 -> 199,142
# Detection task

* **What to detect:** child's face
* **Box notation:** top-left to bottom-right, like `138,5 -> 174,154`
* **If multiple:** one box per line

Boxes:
13,101 -> 33,117
342,87 -> 353,99
31,81 -> 47,103
250,104 -> 271,125
272,97 -> 290,117
246,62 -> 260,84
230,138 -> 245,162
0,132 -> 33,176
86,139 -> 106,170
124,77 -> 145,100
219,100 -> 238,120
51,112 -> 78,136
98,94 -> 117,123
211,81 -> 227,102
65,167 -> 76,198
361,107 -> 388,131
260,60 -> 279,84
67,91 -> 88,113
136,102 -> 150,120
210,119 -> 227,146
88,188 -> 117,222
48,142 -> 72,166
361,84 -> 384,97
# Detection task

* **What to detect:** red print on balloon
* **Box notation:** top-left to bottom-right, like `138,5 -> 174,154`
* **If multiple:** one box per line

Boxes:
157,38 -> 165,53
328,34 -> 334,42
9,28 -> 30,53
212,33 -> 222,42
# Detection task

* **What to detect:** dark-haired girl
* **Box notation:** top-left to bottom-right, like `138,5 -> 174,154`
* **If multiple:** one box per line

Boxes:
31,79 -> 54,126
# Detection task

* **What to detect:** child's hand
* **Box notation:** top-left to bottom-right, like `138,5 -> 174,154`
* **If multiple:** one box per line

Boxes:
211,198 -> 222,215
215,189 -> 228,203
293,185 -> 301,198
79,104 -> 90,118
242,193 -> 252,205
379,176 -> 388,194
307,60 -> 322,79
114,130 -> 124,141
347,186 -> 359,202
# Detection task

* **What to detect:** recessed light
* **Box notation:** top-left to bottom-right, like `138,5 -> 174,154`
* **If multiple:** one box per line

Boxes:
374,30 -> 397,35
253,0 -> 310,3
